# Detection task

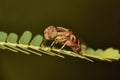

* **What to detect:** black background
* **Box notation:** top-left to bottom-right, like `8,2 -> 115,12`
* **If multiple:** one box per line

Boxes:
0,0 -> 120,80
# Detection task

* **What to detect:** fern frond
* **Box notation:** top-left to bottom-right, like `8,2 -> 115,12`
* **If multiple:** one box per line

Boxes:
0,31 -> 119,62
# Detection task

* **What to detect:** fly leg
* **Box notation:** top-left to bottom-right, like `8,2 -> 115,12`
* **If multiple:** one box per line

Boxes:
40,39 -> 47,47
57,41 -> 68,54
47,39 -> 57,51
50,40 -> 56,48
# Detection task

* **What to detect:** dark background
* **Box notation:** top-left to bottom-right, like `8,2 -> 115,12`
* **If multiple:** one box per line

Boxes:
0,0 -> 120,80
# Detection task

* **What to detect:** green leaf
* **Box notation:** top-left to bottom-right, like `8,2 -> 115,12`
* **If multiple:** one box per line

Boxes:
19,31 -> 32,45
30,35 -> 43,47
7,33 -> 18,43
100,48 -> 120,60
0,31 -> 7,42
0,30 -> 119,62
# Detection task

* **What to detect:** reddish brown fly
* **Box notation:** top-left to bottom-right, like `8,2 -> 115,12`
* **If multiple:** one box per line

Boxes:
44,25 -> 81,54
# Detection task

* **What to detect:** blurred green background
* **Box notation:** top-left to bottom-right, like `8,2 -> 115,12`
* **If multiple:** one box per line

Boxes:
0,0 -> 120,80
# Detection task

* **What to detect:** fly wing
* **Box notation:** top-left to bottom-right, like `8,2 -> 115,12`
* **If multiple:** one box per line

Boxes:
56,27 -> 71,32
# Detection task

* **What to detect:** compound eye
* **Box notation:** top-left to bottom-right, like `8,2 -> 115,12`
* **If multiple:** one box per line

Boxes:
71,35 -> 76,41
